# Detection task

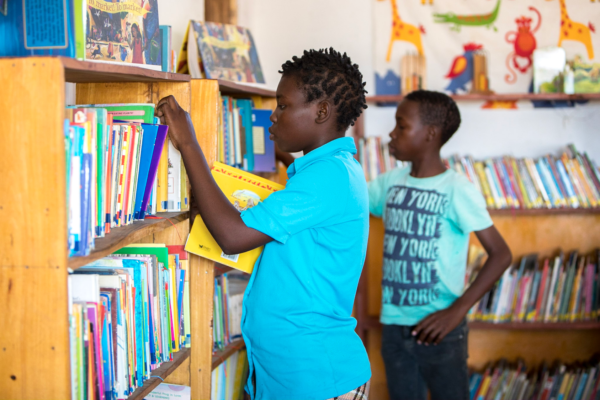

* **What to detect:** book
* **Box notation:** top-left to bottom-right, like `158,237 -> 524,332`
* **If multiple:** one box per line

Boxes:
179,21 -> 265,83
251,109 -> 276,172
84,0 -> 161,70
185,162 -> 284,273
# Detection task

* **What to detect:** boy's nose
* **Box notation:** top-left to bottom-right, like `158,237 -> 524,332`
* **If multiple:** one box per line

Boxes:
270,110 -> 277,123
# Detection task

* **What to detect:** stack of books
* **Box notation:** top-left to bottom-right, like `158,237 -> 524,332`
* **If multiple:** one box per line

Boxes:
357,137 -> 405,181
467,249 -> 600,324
469,356 -> 600,400
445,145 -> 600,210
65,104 -> 188,257
213,273 -> 248,351
68,245 -> 190,400
211,349 -> 249,400
217,98 -> 276,173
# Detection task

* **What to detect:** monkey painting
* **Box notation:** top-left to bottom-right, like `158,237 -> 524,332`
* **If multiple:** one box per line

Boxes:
505,7 -> 541,83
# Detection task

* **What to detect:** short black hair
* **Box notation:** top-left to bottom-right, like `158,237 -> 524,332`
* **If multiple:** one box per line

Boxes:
279,48 -> 368,132
405,90 -> 461,145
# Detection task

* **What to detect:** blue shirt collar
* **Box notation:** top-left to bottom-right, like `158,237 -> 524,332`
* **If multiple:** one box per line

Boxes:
287,137 -> 357,179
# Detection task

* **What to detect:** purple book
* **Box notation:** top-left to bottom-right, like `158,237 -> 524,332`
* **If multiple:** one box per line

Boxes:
140,125 -> 169,218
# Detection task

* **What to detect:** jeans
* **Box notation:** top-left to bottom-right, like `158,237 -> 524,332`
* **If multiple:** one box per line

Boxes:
381,319 -> 469,400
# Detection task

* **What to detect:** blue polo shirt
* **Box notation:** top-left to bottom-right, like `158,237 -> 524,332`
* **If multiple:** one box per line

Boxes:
240,137 -> 371,400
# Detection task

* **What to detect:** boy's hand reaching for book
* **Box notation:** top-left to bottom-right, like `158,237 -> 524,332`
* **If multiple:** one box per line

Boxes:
412,304 -> 467,345
155,95 -> 197,150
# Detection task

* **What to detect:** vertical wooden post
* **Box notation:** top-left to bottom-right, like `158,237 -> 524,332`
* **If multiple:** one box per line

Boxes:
0,58 -> 70,399
189,79 -> 220,399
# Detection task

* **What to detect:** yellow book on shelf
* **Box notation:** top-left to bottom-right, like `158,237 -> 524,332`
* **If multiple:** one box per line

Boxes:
185,162 -> 285,273
473,162 -> 495,208
156,138 -> 169,212
232,348 -> 248,400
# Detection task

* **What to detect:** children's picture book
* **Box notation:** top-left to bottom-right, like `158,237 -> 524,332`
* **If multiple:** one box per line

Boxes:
185,162 -> 284,273
572,55 -> 600,94
251,109 -> 276,172
178,20 -> 265,83
533,47 -> 566,94
146,383 -> 191,400
85,0 -> 161,70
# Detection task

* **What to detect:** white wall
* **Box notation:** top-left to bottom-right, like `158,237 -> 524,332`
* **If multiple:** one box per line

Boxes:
158,0 -> 204,56
237,0 -> 599,161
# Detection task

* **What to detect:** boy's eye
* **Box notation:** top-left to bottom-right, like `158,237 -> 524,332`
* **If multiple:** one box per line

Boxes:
278,104 -> 286,110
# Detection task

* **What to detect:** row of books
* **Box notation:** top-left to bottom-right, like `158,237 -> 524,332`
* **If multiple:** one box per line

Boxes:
467,249 -> 600,324
68,245 -> 190,400
211,349 -> 249,400
213,272 -> 248,351
357,137 -> 404,182
469,356 -> 600,400
159,25 -> 178,73
216,96 -> 276,173
446,145 -> 600,210
1,0 -> 165,71
65,103 -> 188,257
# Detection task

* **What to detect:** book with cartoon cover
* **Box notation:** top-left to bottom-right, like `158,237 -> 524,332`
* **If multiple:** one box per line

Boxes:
185,162 -> 284,273
85,0 -> 161,70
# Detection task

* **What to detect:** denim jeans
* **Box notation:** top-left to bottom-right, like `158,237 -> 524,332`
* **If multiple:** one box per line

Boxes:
381,319 -> 469,400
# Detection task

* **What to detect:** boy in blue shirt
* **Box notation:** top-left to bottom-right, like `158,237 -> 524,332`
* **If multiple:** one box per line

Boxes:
368,90 -> 512,400
156,48 -> 371,400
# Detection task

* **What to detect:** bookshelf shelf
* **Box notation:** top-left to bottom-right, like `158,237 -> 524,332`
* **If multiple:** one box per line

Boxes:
217,79 -> 276,97
126,348 -> 191,400
212,339 -> 246,370
488,208 -> 600,216
468,321 -> 600,330
366,93 -> 600,103
68,211 -> 190,270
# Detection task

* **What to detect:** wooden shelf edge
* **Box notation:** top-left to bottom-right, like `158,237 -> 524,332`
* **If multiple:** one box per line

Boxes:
126,348 -> 191,400
212,338 -> 246,370
361,316 -> 600,331
366,93 -> 600,103
217,79 -> 276,97
489,208 -> 600,216
68,211 -> 190,270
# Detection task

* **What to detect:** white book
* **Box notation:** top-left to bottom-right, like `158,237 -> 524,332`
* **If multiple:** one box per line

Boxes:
232,108 -> 242,167
70,274 -> 100,304
544,257 -> 562,322
167,140 -> 182,211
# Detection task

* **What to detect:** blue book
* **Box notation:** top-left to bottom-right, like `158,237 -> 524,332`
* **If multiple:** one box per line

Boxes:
80,152 -> 92,256
251,109 -> 276,172
469,373 -> 482,400
0,0 -> 80,58
237,99 -> 255,171
536,160 -> 558,206
177,269 -> 186,339
133,124 -> 158,220
99,294 -> 114,400
556,159 -> 578,204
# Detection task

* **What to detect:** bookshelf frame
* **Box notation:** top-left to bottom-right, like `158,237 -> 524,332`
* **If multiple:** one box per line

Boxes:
0,56 -> 275,400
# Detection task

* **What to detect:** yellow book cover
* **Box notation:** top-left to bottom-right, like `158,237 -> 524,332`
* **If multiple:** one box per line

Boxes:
233,349 -> 248,400
508,157 -> 532,209
573,159 -> 598,207
181,158 -> 189,211
157,138 -> 169,212
474,162 -> 495,208
185,162 -> 285,273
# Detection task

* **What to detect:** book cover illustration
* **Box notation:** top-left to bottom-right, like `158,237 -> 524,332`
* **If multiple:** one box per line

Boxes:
85,0 -> 161,69
189,21 -> 265,83
185,162 -> 284,273
572,55 -> 600,94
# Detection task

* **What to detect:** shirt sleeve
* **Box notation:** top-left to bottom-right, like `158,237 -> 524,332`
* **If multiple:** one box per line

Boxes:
448,177 -> 493,234
240,160 -> 348,244
368,173 -> 389,218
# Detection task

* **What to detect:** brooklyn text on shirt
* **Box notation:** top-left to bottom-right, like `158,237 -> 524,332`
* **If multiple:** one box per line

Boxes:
382,186 -> 448,307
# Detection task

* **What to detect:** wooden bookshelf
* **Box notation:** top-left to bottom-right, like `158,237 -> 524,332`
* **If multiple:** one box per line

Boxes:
366,93 -> 600,103
126,348 -> 191,400
217,79 -> 276,97
212,339 -> 246,370
0,56 -> 275,399
68,211 -> 189,270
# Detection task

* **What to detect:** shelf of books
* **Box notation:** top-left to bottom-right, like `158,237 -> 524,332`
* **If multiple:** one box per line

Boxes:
365,93 -> 600,103
0,57 -> 217,399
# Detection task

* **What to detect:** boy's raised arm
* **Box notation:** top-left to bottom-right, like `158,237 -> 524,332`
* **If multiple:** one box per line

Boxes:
413,225 -> 512,345
155,95 -> 273,255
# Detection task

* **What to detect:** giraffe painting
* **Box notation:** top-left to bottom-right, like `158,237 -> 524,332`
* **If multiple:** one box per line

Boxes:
550,0 -> 596,59
379,0 -> 426,61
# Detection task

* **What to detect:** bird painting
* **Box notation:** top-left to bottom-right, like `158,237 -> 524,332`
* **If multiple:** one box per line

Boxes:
445,43 -> 483,94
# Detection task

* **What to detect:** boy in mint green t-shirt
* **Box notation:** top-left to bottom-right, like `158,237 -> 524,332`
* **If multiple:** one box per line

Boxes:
368,90 -> 512,400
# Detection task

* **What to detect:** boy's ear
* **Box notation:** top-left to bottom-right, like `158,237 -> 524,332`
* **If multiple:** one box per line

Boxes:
315,101 -> 332,125
426,125 -> 442,144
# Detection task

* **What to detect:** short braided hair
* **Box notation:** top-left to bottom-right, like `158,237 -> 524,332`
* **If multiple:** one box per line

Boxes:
280,48 -> 368,132
405,90 -> 461,145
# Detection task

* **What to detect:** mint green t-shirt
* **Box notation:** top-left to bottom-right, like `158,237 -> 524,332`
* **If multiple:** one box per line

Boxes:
368,167 -> 493,326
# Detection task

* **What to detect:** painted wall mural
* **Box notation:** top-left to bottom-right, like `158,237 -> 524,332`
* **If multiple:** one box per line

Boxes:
373,0 -> 600,96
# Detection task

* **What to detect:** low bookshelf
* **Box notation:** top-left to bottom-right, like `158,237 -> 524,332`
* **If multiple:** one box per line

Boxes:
0,56 -> 275,399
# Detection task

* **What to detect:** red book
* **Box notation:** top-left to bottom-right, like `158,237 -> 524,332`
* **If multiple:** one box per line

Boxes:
503,157 -> 525,209
104,115 -> 114,234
